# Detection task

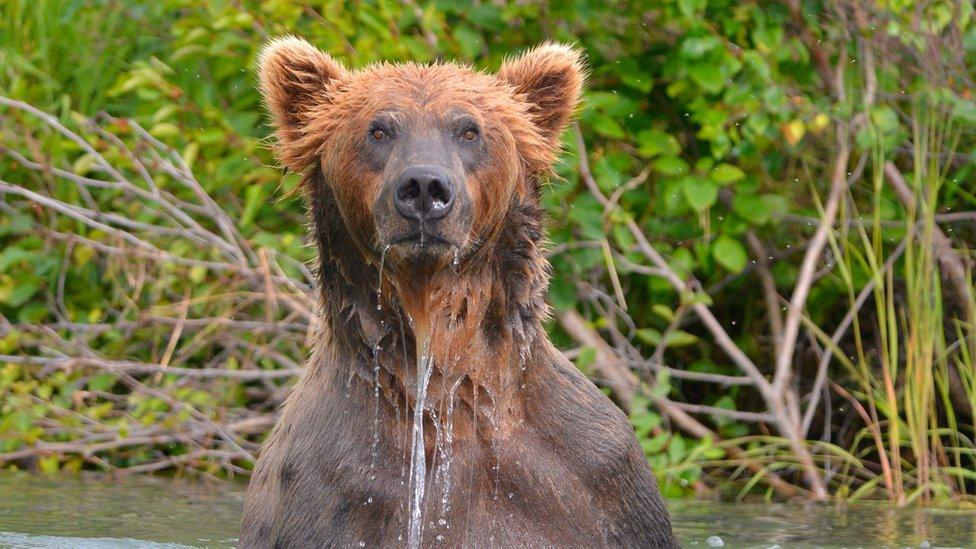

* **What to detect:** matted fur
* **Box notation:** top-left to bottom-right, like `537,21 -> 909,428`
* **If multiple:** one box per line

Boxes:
240,38 -> 677,548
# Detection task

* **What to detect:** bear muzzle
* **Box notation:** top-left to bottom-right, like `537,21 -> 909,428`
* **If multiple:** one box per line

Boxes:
373,169 -> 472,265
393,165 -> 456,222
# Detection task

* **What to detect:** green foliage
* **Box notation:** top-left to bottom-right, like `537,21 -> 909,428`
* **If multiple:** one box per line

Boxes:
1,0 -> 975,501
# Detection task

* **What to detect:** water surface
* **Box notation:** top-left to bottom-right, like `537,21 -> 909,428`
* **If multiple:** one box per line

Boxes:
1,472 -> 974,548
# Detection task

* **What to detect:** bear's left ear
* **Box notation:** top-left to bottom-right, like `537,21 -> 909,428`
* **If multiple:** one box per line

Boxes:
498,43 -> 585,149
258,36 -> 348,171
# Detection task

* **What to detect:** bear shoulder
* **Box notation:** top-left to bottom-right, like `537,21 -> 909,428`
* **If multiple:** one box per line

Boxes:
523,346 -> 678,547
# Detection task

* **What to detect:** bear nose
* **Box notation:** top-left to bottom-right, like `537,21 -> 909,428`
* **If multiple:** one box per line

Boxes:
393,166 -> 455,222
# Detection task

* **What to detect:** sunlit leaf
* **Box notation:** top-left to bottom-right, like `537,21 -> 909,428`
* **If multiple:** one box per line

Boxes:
712,235 -> 748,273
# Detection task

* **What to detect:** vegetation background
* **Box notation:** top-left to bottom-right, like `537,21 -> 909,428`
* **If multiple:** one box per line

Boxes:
1,0 -> 974,504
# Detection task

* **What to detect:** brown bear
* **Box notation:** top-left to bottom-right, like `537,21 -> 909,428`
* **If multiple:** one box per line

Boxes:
239,37 -> 677,548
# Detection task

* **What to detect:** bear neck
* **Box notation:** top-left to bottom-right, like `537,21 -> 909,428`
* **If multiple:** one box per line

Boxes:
306,166 -> 551,433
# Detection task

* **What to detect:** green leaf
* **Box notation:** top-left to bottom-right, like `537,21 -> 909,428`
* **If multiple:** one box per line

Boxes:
575,346 -> 597,370
0,247 -> 32,273
682,177 -> 718,212
72,245 -> 95,268
453,25 -> 482,59
678,0 -> 707,18
761,193 -> 790,219
665,330 -> 698,347
547,275 -> 576,312
652,156 -> 689,176
651,304 -> 675,322
149,122 -> 180,139
641,433 -> 670,455
668,434 -> 687,462
636,328 -> 662,346
712,235 -> 748,273
2,280 -> 39,307
679,36 -> 721,59
590,114 -> 626,139
688,63 -> 725,94
12,411 -> 32,432
637,129 -> 681,158
88,373 -> 117,392
631,411 -> 662,436
568,202 -> 605,240
593,156 -> 623,193
710,395 -> 738,427
698,437 -> 726,459
710,163 -> 746,185
240,184 -> 267,229
613,58 -> 652,93
651,369 -> 672,398
732,193 -> 770,225
38,455 -> 60,474
870,105 -> 900,133
189,265 -> 208,283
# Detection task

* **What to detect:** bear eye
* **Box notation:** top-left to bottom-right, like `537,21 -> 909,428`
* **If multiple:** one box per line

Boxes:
462,129 -> 478,142
370,128 -> 386,141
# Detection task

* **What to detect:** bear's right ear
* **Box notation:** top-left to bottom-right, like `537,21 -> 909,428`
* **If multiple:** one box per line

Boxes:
258,36 -> 347,170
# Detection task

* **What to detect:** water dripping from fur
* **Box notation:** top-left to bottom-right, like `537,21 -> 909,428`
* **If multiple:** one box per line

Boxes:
376,244 -> 391,311
369,342 -> 382,481
407,335 -> 433,549
433,377 -> 463,535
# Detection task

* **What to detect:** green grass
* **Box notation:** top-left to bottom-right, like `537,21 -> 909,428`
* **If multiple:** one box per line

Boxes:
815,102 -> 976,503
0,0 -> 157,113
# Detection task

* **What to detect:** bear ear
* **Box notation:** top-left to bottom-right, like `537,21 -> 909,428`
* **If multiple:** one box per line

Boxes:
258,36 -> 347,169
498,43 -> 585,148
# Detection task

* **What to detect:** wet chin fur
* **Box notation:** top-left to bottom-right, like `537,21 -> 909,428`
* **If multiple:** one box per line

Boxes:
391,237 -> 457,267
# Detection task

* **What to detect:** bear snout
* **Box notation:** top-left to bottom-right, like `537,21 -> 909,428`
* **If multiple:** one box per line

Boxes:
393,165 -> 456,222
373,163 -> 472,260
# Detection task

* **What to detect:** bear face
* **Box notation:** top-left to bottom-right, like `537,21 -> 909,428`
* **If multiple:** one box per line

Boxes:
258,38 -> 583,281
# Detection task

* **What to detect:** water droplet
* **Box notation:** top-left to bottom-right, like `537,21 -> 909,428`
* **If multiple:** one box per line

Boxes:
376,244 -> 391,311
707,535 -> 725,547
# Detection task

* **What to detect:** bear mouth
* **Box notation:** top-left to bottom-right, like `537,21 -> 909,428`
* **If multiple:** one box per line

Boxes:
386,230 -> 461,266
391,231 -> 453,249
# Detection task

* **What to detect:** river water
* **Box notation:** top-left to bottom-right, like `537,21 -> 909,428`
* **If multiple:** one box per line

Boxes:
0,472 -> 974,548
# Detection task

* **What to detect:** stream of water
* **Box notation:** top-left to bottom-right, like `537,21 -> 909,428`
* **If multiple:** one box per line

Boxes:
406,335 -> 433,549
2,472 -> 976,548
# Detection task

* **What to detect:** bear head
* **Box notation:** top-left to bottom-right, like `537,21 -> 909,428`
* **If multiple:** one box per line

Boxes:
258,37 -> 583,288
